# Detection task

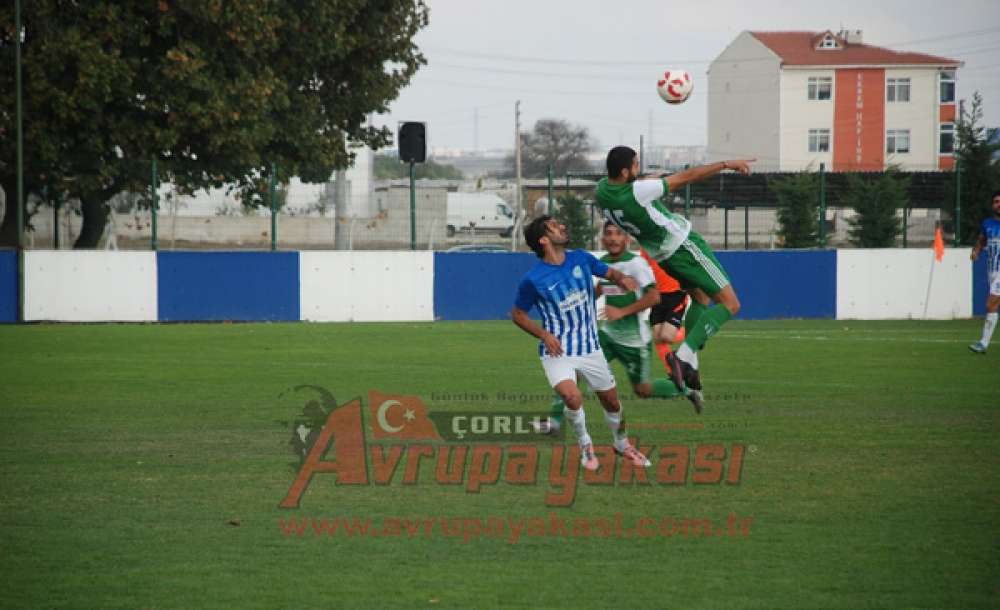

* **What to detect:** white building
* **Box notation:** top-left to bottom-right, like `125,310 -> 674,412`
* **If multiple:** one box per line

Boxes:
708,30 -> 961,172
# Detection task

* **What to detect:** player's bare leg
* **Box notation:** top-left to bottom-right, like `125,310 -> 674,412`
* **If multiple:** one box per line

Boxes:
970,294 -> 999,354
552,379 -> 599,470
594,387 -> 651,467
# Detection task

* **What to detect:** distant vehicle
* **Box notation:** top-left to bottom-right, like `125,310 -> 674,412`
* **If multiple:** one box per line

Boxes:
447,193 -> 514,237
444,244 -> 509,253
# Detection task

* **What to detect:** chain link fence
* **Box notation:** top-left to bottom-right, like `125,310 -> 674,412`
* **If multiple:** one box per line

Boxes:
10,164 -> 964,252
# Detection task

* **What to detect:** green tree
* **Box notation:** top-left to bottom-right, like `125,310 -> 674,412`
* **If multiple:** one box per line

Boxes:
772,172 -> 819,248
506,119 -> 595,178
953,92 -> 1000,244
0,1 -> 428,247
843,168 -> 909,247
553,194 -> 593,250
373,155 -> 464,180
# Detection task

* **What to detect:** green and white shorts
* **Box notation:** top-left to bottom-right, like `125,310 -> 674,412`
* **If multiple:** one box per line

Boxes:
662,231 -> 731,296
598,330 -> 652,386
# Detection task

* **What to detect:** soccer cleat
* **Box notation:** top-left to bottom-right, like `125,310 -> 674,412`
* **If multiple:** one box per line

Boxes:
531,416 -> 560,435
614,444 -> 652,468
681,359 -> 703,391
969,341 -> 987,354
685,388 -> 704,415
580,444 -> 599,471
664,352 -> 688,393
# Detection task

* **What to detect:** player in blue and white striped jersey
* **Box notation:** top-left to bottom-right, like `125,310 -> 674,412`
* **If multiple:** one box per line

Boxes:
512,215 -> 651,471
969,190 -> 1000,354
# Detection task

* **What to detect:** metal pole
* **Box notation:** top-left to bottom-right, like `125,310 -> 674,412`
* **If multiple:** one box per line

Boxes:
683,163 -> 691,219
409,161 -> 416,250
270,162 -> 277,251
151,158 -> 158,251
819,162 -> 827,248
15,0 -> 24,321
53,191 -> 60,249
744,204 -> 749,250
954,157 -> 962,247
902,206 -> 908,248
547,164 -> 554,215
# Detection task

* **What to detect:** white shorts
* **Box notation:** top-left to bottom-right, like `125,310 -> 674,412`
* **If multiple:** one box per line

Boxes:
540,350 -> 616,392
990,271 -> 1000,297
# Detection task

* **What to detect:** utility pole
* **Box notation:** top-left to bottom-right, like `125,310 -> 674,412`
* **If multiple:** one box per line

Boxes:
514,100 -> 522,251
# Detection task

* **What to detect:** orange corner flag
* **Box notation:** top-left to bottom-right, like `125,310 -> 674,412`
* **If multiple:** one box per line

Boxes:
933,224 -> 945,262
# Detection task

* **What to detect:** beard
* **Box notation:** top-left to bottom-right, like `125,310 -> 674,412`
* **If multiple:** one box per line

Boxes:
627,170 -> 638,183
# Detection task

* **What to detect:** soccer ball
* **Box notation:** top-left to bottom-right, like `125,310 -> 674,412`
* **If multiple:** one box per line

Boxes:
657,69 -> 693,105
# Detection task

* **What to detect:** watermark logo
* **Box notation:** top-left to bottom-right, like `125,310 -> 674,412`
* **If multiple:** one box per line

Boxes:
278,386 -> 748,508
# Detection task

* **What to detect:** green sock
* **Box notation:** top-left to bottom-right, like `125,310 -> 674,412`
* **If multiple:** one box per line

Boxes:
549,396 -> 565,424
651,378 -> 682,398
684,303 -> 732,352
684,300 -> 707,338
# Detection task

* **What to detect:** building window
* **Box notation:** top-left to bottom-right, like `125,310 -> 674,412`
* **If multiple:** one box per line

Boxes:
808,129 -> 831,153
886,78 -> 911,102
808,77 -> 832,100
886,129 -> 911,154
818,35 -> 838,49
939,123 -> 955,154
939,70 -> 956,103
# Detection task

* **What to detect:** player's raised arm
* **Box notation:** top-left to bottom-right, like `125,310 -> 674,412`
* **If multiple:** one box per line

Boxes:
664,159 -> 755,191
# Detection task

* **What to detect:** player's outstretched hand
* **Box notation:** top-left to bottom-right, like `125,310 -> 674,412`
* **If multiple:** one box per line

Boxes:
604,305 -> 625,322
725,159 -> 755,175
617,275 -> 639,292
542,332 -> 563,357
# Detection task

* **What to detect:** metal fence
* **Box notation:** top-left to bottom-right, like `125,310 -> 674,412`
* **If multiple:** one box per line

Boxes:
10,164 -> 968,252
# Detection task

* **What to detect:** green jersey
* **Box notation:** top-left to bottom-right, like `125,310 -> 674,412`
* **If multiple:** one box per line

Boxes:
597,251 -> 656,347
595,177 -> 692,260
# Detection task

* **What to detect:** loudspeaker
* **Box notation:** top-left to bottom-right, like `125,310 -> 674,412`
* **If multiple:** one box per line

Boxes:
398,122 -> 426,163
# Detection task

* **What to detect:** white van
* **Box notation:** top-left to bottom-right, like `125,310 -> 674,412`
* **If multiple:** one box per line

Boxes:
446,192 -> 514,237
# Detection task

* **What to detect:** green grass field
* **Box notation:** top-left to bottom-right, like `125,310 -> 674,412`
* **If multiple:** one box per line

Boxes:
1,320 -> 998,609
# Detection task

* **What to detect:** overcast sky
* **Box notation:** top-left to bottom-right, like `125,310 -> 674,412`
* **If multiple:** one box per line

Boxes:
372,0 -> 1000,155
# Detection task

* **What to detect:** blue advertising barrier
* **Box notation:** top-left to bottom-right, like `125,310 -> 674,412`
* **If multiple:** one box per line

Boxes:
434,249 -> 838,321
157,251 -> 299,322
715,249 -> 837,319
972,255 -> 987,317
0,250 -> 17,323
434,252 -> 539,320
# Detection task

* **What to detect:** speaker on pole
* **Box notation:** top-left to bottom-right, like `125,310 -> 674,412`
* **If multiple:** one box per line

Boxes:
398,122 -> 426,163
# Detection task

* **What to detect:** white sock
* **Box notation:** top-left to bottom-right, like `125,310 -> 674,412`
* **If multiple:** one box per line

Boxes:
676,342 -> 697,368
982,312 -> 998,347
563,407 -> 591,448
603,409 -> 629,450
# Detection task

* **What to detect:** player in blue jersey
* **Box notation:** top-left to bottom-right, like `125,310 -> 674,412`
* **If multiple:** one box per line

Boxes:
511,215 -> 651,471
969,190 -> 1000,354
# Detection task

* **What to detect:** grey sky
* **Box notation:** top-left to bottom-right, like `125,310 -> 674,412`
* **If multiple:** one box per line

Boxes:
373,0 -> 1000,154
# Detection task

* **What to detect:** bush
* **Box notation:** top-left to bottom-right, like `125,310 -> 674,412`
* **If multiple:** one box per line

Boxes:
772,172 -> 819,248
843,169 -> 909,247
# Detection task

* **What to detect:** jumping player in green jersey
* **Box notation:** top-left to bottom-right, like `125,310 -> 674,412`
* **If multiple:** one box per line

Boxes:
596,146 -> 753,411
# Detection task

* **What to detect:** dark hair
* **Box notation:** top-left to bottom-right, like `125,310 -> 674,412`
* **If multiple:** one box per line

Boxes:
993,190 -> 1000,201
524,215 -> 552,257
602,220 -> 618,232
606,146 -> 637,179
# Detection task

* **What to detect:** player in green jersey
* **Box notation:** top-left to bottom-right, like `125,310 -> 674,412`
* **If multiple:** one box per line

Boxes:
595,146 -> 753,411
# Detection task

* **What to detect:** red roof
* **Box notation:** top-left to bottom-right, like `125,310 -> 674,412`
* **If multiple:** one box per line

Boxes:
749,31 -> 961,67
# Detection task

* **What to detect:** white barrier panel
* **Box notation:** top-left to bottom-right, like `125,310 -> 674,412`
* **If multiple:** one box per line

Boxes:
300,251 -> 434,322
25,251 -> 158,321
836,249 -> 972,320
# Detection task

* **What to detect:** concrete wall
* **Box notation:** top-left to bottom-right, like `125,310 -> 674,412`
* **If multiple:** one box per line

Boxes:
883,68 -> 940,171
779,69 -> 836,171
708,31 -> 782,171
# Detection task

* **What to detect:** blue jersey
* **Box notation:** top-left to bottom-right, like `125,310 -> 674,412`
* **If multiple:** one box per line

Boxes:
981,217 -> 1000,274
514,250 -> 609,357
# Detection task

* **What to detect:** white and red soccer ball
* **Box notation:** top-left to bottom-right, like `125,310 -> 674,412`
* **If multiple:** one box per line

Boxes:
657,69 -> 693,104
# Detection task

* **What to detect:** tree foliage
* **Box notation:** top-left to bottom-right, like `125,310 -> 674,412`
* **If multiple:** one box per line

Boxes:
0,0 -> 428,247
374,155 -> 464,180
506,119 -> 595,178
772,172 -> 819,248
553,194 -> 593,250
843,168 -> 909,247
952,92 -> 1000,244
